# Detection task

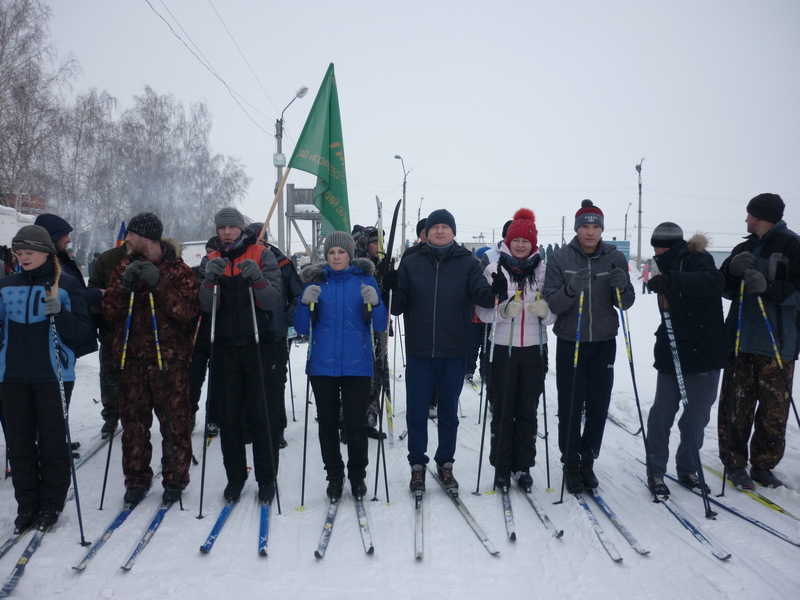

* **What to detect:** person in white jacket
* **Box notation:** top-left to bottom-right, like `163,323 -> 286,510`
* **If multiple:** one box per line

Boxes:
476,209 -> 555,489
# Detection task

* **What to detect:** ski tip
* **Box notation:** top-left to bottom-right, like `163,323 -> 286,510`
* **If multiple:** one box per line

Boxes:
509,532 -> 517,541
199,546 -> 210,554
259,548 -> 268,557
314,550 -> 324,559
366,546 -> 375,555
553,529 -> 565,539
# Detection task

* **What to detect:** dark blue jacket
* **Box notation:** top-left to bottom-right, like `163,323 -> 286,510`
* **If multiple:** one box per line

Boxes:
0,260 -> 94,383
391,242 -> 495,358
294,258 -> 388,377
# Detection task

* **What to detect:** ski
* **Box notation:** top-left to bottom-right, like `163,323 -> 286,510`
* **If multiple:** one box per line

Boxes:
354,496 -> 375,554
515,481 -> 564,538
199,500 -> 236,554
314,498 -> 340,558
586,490 -> 649,555
0,526 -> 49,598
606,411 -> 642,436
664,472 -> 800,547
574,493 -> 623,562
638,475 -> 731,560
73,427 -> 121,470
414,491 -> 424,559
428,467 -> 499,555
703,464 -> 799,521
465,377 -> 480,393
74,498 -> 147,570
499,485 -> 516,541
258,500 -> 270,556
0,527 -> 33,562
121,502 -> 174,570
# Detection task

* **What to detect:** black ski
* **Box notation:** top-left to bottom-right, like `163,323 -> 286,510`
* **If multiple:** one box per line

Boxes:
499,485 -> 516,541
413,490 -> 424,559
514,481 -> 564,538
0,526 -> 49,598
314,498 -> 340,558
354,496 -> 374,554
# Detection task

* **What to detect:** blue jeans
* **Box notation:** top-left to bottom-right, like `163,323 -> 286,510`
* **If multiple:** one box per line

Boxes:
405,355 -> 464,465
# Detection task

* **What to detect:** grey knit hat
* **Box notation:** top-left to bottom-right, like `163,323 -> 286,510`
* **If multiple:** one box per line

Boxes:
127,212 -> 163,241
215,207 -> 246,231
323,231 -> 355,261
12,225 -> 57,255
650,222 -> 684,248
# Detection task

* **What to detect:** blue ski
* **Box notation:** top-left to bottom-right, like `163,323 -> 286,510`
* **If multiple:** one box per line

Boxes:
121,502 -> 174,570
0,526 -> 49,598
586,490 -> 649,555
258,501 -> 270,556
200,500 -> 236,554
74,499 -> 145,570
514,481 -> 564,538
575,493 -> 622,562
314,498 -> 340,558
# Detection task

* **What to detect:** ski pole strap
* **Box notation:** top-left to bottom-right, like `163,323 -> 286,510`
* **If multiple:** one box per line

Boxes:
616,287 -> 633,363
307,303 -> 315,361
734,280 -> 745,357
756,295 -> 784,369
573,291 -> 584,368
148,290 -> 163,371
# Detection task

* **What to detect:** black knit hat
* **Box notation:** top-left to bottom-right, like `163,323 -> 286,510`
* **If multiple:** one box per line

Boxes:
34,213 -> 72,244
127,212 -> 163,241
415,219 -> 427,237
425,209 -> 457,236
746,193 -> 784,223
12,225 -> 57,254
650,222 -> 684,248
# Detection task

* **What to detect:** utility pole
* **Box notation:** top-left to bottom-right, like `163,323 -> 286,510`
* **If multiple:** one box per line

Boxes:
636,158 -> 645,269
561,216 -> 566,245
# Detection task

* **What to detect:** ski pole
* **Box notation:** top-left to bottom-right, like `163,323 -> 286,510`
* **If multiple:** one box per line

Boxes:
473,294 -> 499,496
197,283 -> 218,519
287,337 -> 296,422
45,281 -> 91,546
383,290 -> 395,445
556,290 -> 584,505
536,291 -> 554,493
100,277 -> 136,510
658,294 -> 716,519
369,303 -> 390,503
299,302 -> 315,509
148,289 -> 183,511
719,280 -> 744,497
477,322 -> 490,425
248,284 -> 282,515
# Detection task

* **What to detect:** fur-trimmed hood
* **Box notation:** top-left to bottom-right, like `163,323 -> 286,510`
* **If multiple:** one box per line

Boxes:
687,233 -> 710,253
301,257 -> 375,284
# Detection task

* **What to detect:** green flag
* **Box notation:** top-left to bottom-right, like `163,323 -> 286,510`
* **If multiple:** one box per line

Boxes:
288,63 -> 350,235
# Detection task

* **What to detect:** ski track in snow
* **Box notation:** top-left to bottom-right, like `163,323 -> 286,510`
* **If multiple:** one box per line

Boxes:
1,292 -> 800,598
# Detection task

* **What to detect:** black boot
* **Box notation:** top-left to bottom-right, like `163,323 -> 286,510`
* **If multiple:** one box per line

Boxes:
38,509 -> 60,529
350,478 -> 367,498
224,480 -> 246,502
14,511 -> 37,534
124,487 -> 147,507
648,476 -> 670,499
258,481 -> 276,503
564,463 -> 584,494
327,478 -> 344,500
580,458 -> 599,490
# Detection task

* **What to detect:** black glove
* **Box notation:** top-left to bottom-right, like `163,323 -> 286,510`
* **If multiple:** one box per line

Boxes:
204,257 -> 228,285
729,251 -> 755,278
491,270 -> 508,296
382,270 -> 399,292
743,269 -> 767,294
568,267 -> 591,295
122,261 -> 144,287
647,274 -> 671,295
139,262 -> 161,288
608,267 -> 628,289
238,259 -> 264,285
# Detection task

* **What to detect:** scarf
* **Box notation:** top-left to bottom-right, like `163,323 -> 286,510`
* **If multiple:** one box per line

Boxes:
498,252 -> 541,290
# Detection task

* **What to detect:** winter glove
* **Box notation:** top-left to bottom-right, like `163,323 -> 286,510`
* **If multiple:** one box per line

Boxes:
608,267 -> 628,289
382,270 -> 398,292
500,299 -> 523,319
361,284 -> 379,305
743,269 -> 767,294
139,262 -> 161,288
204,257 -> 228,285
647,274 -> 671,295
568,268 -> 591,295
301,285 -> 322,306
527,299 -> 549,319
238,259 -> 265,285
121,261 -> 144,287
491,270 -> 508,296
43,295 -> 61,316
729,251 -> 755,278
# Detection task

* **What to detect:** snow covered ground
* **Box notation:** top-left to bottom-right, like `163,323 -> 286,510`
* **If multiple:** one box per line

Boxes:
2,290 -> 800,599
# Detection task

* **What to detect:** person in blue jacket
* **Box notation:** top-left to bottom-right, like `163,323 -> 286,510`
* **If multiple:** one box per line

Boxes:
293,232 -> 388,500
0,225 -> 93,532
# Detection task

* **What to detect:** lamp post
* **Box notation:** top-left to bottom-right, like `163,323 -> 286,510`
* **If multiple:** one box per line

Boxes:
417,197 -> 424,229
274,86 -> 308,253
635,157 -> 645,269
624,202 -> 632,241
394,155 -> 410,250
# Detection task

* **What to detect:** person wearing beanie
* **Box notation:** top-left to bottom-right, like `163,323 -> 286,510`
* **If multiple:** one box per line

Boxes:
476,208 -> 555,490
196,207 -> 284,504
0,225 -> 94,531
480,219 -> 514,269
543,198 -> 634,494
717,193 -> 800,489
293,232 -> 388,499
102,212 -> 198,506
384,208 -> 496,494
643,224 -> 726,499
402,219 -> 428,260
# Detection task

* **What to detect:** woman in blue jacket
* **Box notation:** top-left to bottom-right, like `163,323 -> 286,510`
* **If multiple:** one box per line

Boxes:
293,232 -> 388,500
0,225 -> 94,532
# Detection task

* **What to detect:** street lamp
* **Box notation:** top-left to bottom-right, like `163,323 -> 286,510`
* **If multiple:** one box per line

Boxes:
624,202 -> 632,241
274,86 -> 308,253
394,155 -> 410,250
635,157 -> 645,269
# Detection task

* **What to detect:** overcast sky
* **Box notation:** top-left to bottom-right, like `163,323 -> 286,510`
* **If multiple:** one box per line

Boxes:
49,0 -> 800,254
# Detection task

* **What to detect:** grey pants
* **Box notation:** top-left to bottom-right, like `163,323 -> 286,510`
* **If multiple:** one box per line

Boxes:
646,369 -> 720,478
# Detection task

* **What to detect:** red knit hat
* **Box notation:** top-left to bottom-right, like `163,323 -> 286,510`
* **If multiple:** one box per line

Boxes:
504,208 -> 538,250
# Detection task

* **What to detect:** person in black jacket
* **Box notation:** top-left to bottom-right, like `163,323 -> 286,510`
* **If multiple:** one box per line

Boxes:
643,223 -> 726,498
385,209 -> 497,494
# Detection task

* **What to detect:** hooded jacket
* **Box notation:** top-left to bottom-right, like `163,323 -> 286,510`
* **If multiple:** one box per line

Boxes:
293,258 -> 388,377
651,234 -> 726,373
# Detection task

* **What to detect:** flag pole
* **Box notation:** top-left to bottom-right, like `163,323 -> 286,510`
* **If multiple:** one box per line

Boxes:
260,167 -> 293,241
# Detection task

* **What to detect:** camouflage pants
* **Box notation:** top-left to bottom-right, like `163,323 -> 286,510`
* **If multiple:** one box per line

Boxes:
99,342 -> 121,426
119,358 -> 193,490
717,352 -> 794,470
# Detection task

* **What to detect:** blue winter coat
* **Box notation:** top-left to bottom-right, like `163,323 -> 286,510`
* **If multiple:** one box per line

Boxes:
0,260 -> 94,383
293,258 -> 388,377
